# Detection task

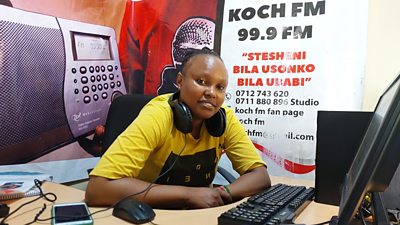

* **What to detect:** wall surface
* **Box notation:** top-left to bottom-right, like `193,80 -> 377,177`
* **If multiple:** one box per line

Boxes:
10,0 -> 126,40
364,0 -> 400,110
365,0 -> 400,209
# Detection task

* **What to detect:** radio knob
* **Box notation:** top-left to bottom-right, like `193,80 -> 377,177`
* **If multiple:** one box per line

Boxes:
83,96 -> 91,103
82,86 -> 89,94
111,91 -> 123,101
80,66 -> 87,74
81,76 -> 88,84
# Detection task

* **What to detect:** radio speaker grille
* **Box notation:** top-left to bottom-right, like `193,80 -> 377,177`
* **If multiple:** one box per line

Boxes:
0,21 -> 68,150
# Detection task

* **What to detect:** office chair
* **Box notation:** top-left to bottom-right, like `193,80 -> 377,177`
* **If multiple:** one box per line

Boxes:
100,94 -> 236,184
101,94 -> 154,151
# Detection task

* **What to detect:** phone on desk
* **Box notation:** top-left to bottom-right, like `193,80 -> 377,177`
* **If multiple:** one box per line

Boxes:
52,202 -> 93,225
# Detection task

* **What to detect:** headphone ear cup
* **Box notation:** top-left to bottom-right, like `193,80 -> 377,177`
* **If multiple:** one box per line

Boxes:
205,108 -> 226,137
168,93 -> 193,134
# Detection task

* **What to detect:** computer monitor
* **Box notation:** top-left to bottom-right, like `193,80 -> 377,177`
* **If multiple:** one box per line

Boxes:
331,74 -> 400,225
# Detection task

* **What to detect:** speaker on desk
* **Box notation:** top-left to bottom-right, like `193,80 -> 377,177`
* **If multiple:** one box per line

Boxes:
315,111 -> 373,206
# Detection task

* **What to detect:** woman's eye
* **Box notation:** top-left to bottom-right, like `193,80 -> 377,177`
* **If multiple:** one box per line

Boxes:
196,79 -> 206,85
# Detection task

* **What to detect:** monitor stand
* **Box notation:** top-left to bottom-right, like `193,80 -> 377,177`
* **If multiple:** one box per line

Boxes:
370,192 -> 390,225
329,192 -> 390,225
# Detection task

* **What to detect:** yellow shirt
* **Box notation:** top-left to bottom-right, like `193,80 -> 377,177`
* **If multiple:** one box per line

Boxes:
91,94 -> 265,187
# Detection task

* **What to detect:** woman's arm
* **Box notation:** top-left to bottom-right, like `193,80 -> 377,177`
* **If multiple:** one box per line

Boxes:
224,166 -> 271,202
85,175 -> 231,209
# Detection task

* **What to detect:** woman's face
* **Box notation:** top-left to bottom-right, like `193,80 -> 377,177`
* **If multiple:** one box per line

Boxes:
177,54 -> 228,121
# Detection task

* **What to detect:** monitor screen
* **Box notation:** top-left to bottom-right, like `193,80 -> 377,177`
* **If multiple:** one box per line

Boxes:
335,74 -> 400,224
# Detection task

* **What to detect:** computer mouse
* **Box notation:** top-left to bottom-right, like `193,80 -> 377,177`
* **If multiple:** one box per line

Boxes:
112,198 -> 156,224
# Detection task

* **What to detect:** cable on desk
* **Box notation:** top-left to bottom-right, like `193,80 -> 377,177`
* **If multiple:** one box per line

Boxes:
29,135 -> 189,224
88,134 -> 189,217
25,203 -> 47,225
0,179 -> 57,225
2,136 -> 189,224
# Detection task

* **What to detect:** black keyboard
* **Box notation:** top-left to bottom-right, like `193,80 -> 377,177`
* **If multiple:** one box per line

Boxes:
218,183 -> 315,225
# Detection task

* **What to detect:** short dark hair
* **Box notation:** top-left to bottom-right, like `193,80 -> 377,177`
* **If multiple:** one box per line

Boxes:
180,47 -> 223,74
0,0 -> 13,7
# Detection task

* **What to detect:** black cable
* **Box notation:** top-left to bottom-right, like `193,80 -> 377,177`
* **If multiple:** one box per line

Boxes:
89,134 -> 189,217
0,179 -> 57,225
25,203 -> 47,225
312,202 -> 370,225
397,208 -> 400,224
357,207 -> 368,225
30,134 -> 190,223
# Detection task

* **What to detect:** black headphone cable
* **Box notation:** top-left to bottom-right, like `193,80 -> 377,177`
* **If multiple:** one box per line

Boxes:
3,135 -> 189,224
78,134 -> 189,218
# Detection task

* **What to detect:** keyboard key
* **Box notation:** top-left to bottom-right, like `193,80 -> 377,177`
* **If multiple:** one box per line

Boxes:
218,184 -> 315,225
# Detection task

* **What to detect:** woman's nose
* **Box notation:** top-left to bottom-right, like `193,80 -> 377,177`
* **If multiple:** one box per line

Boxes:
205,86 -> 216,98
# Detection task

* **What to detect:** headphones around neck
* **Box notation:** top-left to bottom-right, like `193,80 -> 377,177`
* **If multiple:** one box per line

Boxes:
168,92 -> 226,137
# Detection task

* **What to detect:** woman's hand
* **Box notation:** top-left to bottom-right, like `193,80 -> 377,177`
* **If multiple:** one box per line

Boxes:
185,186 -> 232,208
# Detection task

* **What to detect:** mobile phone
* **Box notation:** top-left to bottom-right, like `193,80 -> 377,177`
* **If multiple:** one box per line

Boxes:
51,202 -> 93,225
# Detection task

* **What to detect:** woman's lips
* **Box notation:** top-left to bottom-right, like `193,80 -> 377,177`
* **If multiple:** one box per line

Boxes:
199,100 -> 216,110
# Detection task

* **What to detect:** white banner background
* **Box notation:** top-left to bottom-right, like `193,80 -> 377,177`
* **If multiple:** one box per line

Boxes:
218,0 -> 368,180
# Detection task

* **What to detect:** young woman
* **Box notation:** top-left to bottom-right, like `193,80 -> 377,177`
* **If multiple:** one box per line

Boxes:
85,48 -> 271,209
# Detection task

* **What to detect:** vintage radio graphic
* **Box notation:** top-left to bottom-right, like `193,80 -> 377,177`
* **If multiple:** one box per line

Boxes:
0,5 -> 126,164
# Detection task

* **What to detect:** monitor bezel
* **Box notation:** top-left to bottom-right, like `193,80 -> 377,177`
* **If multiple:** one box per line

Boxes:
336,74 -> 400,225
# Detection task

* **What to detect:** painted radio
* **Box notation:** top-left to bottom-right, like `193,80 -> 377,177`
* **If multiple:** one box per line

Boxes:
0,5 -> 126,164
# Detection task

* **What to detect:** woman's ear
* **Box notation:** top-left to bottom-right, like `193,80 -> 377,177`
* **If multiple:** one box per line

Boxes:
176,72 -> 183,89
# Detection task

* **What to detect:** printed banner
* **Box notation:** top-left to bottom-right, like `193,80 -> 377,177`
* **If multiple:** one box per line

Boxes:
0,0 -> 126,182
0,0 -> 222,183
118,0 -> 220,96
218,0 -> 368,179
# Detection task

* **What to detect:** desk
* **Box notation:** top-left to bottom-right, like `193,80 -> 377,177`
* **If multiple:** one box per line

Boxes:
3,176 -> 338,225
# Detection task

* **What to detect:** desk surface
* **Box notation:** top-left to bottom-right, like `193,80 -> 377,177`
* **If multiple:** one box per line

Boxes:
3,176 -> 338,225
